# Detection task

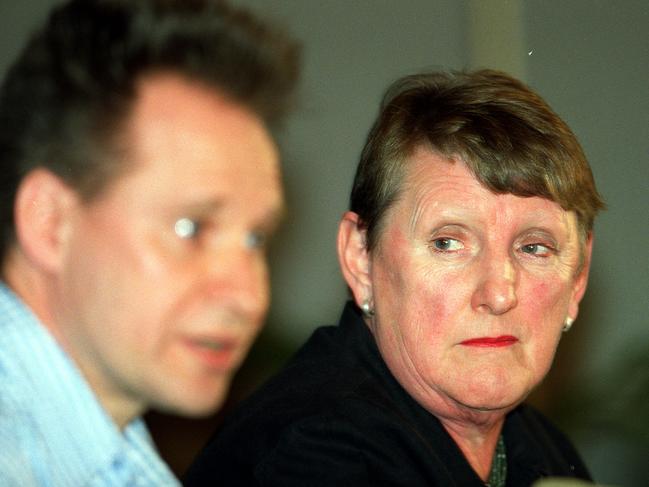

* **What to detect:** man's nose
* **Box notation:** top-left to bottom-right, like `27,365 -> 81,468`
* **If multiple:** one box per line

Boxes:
470,251 -> 518,315
202,243 -> 269,320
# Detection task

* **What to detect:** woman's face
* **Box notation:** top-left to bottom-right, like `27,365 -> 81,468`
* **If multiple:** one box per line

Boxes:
362,149 -> 591,418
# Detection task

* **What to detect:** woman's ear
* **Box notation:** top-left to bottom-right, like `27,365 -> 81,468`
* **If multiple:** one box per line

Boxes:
337,211 -> 372,308
567,233 -> 594,322
13,168 -> 78,274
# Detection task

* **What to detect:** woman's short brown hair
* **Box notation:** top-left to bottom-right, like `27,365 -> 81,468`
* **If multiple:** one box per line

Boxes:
350,69 -> 605,252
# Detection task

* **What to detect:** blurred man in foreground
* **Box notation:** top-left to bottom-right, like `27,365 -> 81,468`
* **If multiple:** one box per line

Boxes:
0,0 -> 299,484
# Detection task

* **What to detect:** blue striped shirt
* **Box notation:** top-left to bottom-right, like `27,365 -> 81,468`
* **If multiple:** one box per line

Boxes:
0,283 -> 180,486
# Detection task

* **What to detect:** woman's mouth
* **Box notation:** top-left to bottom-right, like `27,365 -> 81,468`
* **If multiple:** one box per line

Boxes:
460,336 -> 518,347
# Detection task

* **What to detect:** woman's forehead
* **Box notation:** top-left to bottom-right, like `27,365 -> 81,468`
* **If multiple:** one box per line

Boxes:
395,150 -> 578,235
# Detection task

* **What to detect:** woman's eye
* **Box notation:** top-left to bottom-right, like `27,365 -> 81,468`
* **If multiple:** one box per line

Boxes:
174,218 -> 200,239
431,237 -> 463,252
521,243 -> 553,256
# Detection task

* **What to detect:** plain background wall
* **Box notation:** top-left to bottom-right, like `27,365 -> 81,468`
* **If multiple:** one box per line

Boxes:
1,1 -> 647,485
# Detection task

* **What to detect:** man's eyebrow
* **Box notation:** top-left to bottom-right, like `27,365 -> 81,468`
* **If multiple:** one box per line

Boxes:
172,198 -> 227,215
259,205 -> 287,233
174,199 -> 286,230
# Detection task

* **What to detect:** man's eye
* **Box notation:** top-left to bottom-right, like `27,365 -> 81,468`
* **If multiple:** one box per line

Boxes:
521,243 -> 553,256
174,218 -> 200,239
431,238 -> 463,252
245,231 -> 267,250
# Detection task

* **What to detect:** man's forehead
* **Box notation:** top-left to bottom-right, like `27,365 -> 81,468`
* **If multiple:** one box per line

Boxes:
132,72 -> 251,134
91,72 -> 282,217
124,72 -> 275,164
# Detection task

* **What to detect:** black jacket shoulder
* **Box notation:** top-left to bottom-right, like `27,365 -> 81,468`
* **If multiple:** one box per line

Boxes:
184,302 -> 591,487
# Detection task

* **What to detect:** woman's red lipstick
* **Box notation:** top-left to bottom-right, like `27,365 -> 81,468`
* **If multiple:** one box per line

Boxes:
460,336 -> 518,347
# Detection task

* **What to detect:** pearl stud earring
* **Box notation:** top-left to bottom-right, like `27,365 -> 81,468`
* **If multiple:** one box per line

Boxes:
562,317 -> 574,333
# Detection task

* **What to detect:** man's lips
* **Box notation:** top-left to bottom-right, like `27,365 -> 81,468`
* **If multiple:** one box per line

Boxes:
184,337 -> 240,370
460,336 -> 519,347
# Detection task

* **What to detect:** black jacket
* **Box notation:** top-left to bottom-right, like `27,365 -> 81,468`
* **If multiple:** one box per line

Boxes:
184,302 -> 591,486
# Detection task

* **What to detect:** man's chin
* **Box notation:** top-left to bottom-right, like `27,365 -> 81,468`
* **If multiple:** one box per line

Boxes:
152,385 -> 230,418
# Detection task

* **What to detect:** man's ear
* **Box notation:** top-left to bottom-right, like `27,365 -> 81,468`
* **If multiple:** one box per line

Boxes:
337,211 -> 372,308
567,233 -> 594,322
14,168 -> 79,274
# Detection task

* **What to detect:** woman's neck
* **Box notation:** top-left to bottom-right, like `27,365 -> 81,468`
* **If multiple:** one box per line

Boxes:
440,415 -> 505,481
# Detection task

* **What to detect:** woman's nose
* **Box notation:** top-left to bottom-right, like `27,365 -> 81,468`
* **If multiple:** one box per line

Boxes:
470,253 -> 518,315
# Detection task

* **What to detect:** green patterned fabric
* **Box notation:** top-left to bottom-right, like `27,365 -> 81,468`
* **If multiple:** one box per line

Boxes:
486,435 -> 507,487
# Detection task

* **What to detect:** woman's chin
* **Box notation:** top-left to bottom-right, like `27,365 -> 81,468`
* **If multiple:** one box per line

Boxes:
448,380 -> 534,416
